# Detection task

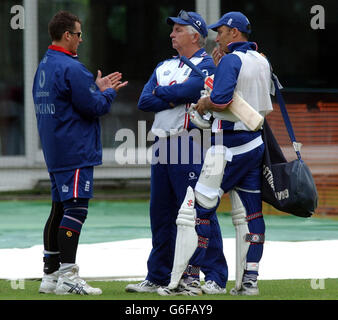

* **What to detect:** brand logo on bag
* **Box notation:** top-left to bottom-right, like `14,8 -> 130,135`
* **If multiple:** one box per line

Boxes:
263,165 -> 290,200
263,165 -> 275,191
275,189 -> 289,200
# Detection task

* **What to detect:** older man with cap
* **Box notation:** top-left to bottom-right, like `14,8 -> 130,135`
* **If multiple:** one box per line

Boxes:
161,11 -> 273,296
125,10 -> 228,296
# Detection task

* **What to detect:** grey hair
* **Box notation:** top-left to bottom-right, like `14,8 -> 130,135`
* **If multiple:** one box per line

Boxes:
186,25 -> 207,48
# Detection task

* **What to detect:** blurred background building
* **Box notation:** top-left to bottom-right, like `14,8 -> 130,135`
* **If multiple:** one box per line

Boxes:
0,0 -> 337,214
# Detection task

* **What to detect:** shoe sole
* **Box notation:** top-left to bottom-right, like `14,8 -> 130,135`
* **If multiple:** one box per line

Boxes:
125,282 -> 160,293
201,288 -> 227,295
55,290 -> 102,295
158,289 -> 202,296
55,285 -> 102,295
39,284 -> 57,294
39,289 -> 56,294
125,287 -> 159,293
229,287 -> 259,296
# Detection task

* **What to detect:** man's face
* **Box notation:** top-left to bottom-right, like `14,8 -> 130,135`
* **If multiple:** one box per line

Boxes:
170,24 -> 194,52
215,25 -> 234,53
68,21 -> 83,54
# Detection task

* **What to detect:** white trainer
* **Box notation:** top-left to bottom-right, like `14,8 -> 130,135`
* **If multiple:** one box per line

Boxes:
39,270 -> 59,293
230,279 -> 259,296
201,280 -> 226,295
55,264 -> 102,295
158,277 -> 202,296
125,280 -> 160,293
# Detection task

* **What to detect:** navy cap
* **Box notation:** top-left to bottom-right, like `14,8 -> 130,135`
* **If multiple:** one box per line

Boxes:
208,11 -> 251,34
167,10 -> 208,38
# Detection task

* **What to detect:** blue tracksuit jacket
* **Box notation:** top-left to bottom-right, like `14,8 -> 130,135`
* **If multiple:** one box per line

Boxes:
32,45 -> 117,173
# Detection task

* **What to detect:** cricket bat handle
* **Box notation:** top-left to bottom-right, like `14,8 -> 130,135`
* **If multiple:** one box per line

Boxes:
180,56 -> 264,132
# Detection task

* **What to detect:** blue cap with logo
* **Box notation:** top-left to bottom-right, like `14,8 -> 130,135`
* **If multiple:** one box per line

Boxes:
167,10 -> 208,38
208,11 -> 251,34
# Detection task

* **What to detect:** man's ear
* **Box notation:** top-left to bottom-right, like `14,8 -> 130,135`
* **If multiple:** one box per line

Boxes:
63,31 -> 71,42
232,28 -> 241,39
192,32 -> 200,44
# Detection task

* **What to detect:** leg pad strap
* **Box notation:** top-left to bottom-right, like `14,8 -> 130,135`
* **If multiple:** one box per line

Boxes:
245,233 -> 265,244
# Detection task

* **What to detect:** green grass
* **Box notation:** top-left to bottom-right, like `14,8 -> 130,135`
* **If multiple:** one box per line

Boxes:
0,279 -> 337,300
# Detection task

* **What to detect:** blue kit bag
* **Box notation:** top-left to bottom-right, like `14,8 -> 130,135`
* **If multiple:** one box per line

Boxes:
261,75 -> 318,218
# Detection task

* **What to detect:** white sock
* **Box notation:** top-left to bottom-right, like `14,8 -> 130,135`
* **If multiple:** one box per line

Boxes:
59,263 -> 76,274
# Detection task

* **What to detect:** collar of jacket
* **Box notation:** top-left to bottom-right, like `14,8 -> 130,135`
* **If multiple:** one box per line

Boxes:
227,41 -> 258,53
48,45 -> 78,58
173,47 -> 207,60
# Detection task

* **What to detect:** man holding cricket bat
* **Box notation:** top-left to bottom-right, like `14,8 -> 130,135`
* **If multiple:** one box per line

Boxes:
161,12 -> 274,296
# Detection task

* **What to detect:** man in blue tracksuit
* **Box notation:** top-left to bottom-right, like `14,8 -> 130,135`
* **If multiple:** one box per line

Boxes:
125,10 -> 228,296
32,11 -> 127,295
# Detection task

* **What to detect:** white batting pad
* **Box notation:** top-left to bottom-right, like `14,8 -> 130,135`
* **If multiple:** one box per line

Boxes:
169,186 -> 198,289
195,146 -> 231,209
229,189 -> 250,291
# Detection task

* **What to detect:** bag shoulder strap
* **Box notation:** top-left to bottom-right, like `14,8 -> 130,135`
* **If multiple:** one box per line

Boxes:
271,73 -> 302,160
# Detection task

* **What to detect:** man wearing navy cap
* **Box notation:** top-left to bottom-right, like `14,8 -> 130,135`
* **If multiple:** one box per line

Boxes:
166,11 -> 274,296
125,10 -> 228,296
208,11 -> 252,64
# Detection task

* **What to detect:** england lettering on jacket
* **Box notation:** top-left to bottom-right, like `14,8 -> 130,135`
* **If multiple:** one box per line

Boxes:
34,103 -> 55,115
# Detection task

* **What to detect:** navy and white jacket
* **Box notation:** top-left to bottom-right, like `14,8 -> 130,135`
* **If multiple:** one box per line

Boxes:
32,45 -> 117,172
210,42 -> 273,131
138,48 -> 216,137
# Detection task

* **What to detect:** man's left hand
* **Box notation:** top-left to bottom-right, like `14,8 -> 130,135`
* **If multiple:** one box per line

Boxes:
195,96 -> 212,115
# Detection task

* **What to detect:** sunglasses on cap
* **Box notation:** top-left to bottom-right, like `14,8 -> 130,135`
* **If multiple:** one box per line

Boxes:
178,10 -> 204,34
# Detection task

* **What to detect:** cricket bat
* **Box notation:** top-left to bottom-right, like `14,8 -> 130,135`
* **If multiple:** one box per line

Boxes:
180,56 -> 264,131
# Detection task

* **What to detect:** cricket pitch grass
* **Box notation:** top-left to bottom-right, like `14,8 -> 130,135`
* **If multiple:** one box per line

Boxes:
0,279 -> 337,300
